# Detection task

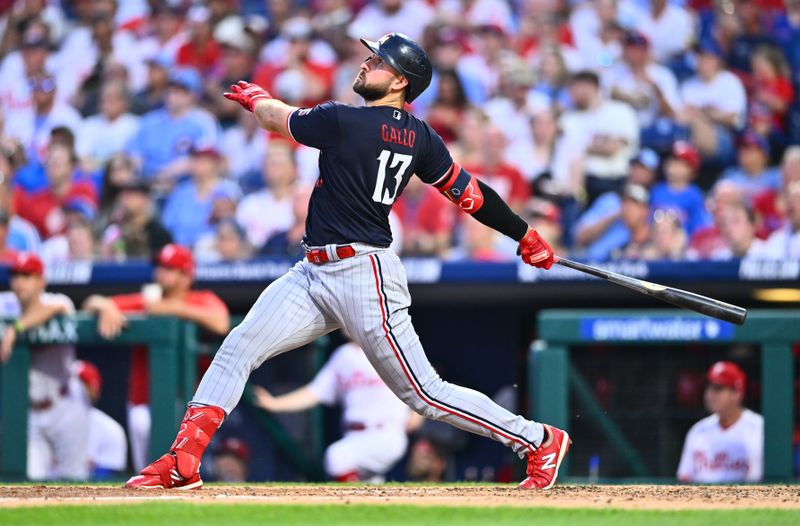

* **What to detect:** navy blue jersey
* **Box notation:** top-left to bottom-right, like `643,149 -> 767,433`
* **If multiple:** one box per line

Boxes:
287,101 -> 453,247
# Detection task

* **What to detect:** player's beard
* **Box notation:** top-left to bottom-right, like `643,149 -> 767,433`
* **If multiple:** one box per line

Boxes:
352,74 -> 391,101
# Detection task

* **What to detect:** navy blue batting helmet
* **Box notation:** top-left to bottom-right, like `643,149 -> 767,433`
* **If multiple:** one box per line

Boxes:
360,33 -> 433,103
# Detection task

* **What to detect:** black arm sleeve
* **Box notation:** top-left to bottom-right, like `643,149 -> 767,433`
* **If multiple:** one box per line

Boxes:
471,180 -> 529,241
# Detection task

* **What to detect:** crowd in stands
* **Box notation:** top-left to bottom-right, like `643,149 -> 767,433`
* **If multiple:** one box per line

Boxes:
1,0 -> 799,267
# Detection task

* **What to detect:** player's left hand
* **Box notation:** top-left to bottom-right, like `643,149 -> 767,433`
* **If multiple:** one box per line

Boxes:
223,81 -> 273,112
1,325 -> 17,364
252,385 -> 276,411
517,228 -> 556,270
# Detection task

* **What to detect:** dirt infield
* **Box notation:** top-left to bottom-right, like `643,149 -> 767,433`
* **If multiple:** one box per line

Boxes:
0,484 -> 798,510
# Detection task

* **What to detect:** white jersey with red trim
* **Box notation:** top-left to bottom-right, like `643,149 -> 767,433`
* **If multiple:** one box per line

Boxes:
677,409 -> 763,483
308,342 -> 410,430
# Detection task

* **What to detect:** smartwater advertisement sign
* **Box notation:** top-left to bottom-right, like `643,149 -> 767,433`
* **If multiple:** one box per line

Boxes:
580,317 -> 735,341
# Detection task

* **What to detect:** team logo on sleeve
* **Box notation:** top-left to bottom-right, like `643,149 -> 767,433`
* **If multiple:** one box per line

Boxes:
298,108 -> 312,116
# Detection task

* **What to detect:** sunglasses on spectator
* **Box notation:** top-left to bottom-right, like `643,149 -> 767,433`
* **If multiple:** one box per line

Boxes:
30,77 -> 56,93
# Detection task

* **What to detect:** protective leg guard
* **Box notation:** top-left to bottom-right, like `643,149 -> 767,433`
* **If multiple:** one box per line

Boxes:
171,405 -> 225,479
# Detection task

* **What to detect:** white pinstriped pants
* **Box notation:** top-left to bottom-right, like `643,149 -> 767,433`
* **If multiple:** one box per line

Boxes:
193,244 -> 544,458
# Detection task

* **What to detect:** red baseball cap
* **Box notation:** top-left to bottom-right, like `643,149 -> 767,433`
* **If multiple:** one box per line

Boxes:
671,141 -> 701,170
75,360 -> 102,398
156,244 -> 195,275
10,252 -> 44,276
707,361 -> 746,393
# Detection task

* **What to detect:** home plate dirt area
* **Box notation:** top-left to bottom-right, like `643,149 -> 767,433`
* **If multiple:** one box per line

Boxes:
0,484 -> 798,510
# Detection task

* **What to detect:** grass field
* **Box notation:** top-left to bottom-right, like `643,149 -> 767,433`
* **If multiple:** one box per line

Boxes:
2,503 -> 798,526
0,484 -> 797,525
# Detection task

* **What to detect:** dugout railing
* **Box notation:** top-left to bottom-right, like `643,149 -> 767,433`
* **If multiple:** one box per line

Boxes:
530,309 -> 797,481
0,315 -> 328,480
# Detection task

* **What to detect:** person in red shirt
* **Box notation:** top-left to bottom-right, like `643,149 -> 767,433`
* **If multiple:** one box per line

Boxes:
462,126 -> 531,213
82,244 -> 230,472
393,175 -> 456,256
175,6 -> 222,78
13,143 -> 96,240
747,46 -> 794,138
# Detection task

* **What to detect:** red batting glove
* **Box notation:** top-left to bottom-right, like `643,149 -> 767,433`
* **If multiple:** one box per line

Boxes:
517,228 -> 556,270
223,80 -> 273,112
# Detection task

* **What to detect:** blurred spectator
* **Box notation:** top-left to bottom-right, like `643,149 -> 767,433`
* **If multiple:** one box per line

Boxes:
437,0 -> 513,35
611,183 -> 653,259
176,6 -> 221,77
749,180 -> 800,259
73,360 -> 128,481
456,24 -> 510,104
651,141 -> 712,235
449,215 -> 512,261
261,184 -> 312,260
569,0 -> 631,70
746,46 -> 793,143
13,142 -> 97,239
642,207 -> 688,260
638,0 -> 695,63
603,30 -> 681,152
128,67 -> 219,182
221,107 -> 267,191
720,132 -> 781,200
753,145 -> 800,238
726,0 -> 774,75
100,181 -> 172,261
426,69 -> 470,144
687,180 -> 745,260
677,361 -> 763,483
531,45 -> 572,112
41,209 -> 97,266
351,0 -> 434,42
0,149 -> 41,255
162,147 -> 240,248
253,340 -> 416,482
135,4 -> 187,66
393,175 -> 455,257
209,437 -> 249,482
255,17 -> 336,107
552,70 -> 639,203
572,151 -> 659,259
236,143 -> 297,250
98,153 -> 139,221
520,108 -> 559,189
76,80 -> 140,171
678,40 -> 746,166
485,57 -> 546,154
463,126 -> 530,212
195,218 -> 253,263
3,71 -> 82,162
0,252 -> 88,481
528,198 -> 566,257
718,202 -> 765,259
130,55 -> 172,115
205,31 -> 257,129
574,181 -> 651,260
83,244 -> 230,472
407,437 -> 448,482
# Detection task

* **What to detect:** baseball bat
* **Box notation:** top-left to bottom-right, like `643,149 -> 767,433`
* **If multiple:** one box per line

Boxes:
554,256 -> 748,325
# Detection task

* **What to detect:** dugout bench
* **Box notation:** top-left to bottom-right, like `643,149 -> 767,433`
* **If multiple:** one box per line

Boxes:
530,309 -> 797,481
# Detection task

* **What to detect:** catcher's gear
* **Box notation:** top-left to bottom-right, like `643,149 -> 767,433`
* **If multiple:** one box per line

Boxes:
518,229 -> 555,269
224,81 -> 273,112
360,33 -> 432,103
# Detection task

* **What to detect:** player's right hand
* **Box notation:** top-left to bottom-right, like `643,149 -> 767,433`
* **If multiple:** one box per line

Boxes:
252,385 -> 276,411
223,80 -> 273,113
517,228 -> 556,270
97,304 -> 127,340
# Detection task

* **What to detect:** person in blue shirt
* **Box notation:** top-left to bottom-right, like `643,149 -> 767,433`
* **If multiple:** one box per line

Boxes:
651,141 -> 712,236
161,147 -> 241,248
127,68 -> 220,182
721,132 -> 782,201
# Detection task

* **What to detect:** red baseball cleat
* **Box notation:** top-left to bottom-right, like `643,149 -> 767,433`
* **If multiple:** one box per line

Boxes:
125,453 -> 203,490
519,424 -> 571,489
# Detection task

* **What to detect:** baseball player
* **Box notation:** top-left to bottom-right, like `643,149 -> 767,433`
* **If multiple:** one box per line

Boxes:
0,252 -> 89,480
82,244 -> 230,472
253,341 -> 420,482
126,33 -> 569,491
677,361 -> 764,483
73,360 -> 128,480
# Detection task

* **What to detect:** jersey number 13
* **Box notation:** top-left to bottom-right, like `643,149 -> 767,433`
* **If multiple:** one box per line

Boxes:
372,149 -> 412,205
